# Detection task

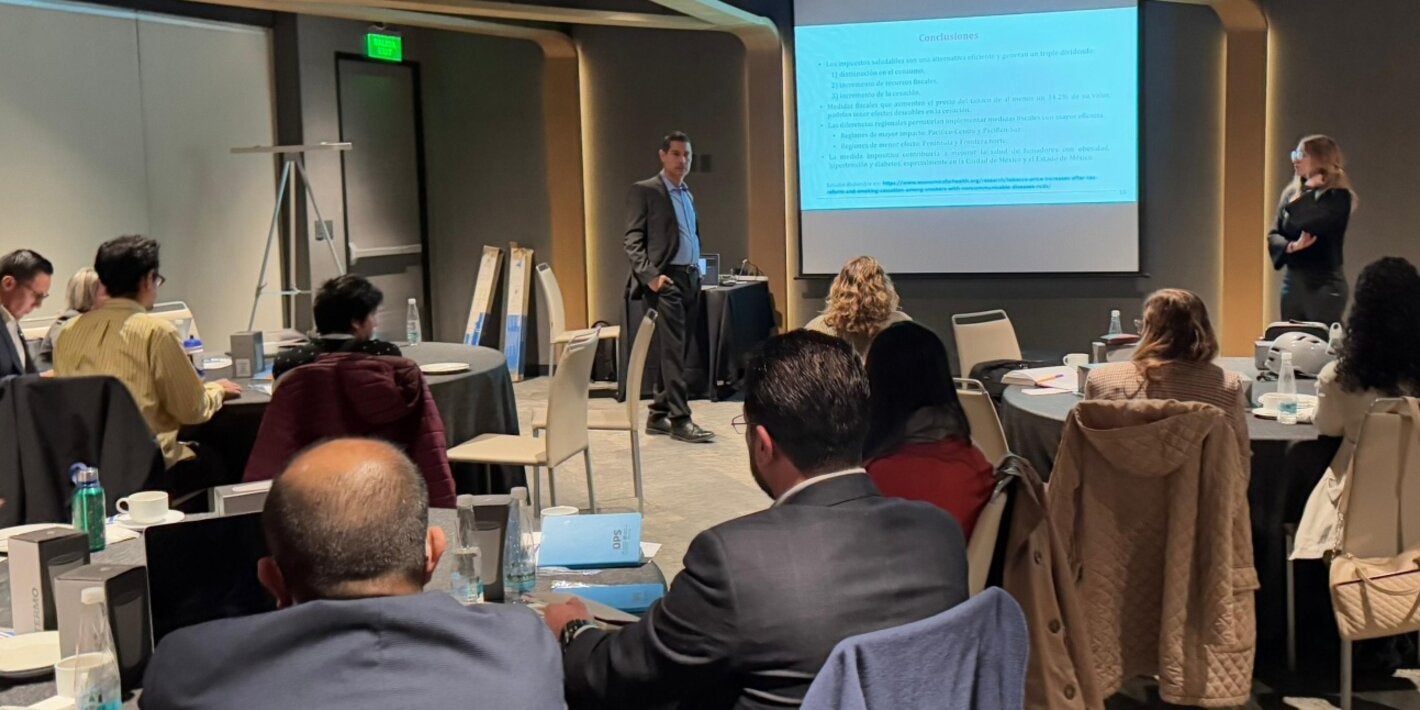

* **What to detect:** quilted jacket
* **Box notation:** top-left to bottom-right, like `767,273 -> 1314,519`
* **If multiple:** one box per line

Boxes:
999,455 -> 1103,710
242,353 -> 457,508
1051,400 -> 1258,707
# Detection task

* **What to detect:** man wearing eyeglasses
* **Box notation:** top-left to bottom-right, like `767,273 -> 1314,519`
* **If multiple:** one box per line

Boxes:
0,249 -> 54,379
54,236 -> 241,494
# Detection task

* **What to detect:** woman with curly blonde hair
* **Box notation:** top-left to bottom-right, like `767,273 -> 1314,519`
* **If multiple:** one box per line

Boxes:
805,256 -> 912,358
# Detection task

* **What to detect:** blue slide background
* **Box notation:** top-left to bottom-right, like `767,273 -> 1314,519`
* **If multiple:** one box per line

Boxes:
796,7 -> 1138,212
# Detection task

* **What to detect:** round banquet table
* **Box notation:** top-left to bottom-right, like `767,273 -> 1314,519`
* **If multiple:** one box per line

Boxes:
998,356 -> 1342,674
0,508 -> 666,707
186,342 -> 523,494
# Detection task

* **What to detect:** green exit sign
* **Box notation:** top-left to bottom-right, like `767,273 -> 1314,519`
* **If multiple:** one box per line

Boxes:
366,33 -> 403,62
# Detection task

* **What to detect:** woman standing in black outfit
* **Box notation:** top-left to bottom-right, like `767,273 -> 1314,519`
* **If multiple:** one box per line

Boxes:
1268,134 -> 1355,324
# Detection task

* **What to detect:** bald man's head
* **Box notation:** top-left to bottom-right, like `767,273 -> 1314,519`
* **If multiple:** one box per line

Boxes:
262,439 -> 430,602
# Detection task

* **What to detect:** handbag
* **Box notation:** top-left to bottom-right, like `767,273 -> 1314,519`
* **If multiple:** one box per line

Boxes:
1329,396 -> 1420,640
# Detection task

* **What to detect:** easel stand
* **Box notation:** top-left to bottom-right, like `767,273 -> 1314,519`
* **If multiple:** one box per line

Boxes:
233,142 -> 351,331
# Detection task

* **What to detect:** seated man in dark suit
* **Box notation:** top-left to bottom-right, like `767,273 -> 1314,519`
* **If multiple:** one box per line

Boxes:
0,248 -> 53,379
544,330 -> 970,709
141,439 -> 564,710
271,274 -> 402,380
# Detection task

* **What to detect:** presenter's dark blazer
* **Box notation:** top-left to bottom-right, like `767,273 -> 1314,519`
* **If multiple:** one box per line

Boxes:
140,591 -> 565,710
562,472 -> 970,710
624,175 -> 689,299
0,326 -> 34,380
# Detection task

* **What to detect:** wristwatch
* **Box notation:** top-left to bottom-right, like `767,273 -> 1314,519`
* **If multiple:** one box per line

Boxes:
560,619 -> 597,649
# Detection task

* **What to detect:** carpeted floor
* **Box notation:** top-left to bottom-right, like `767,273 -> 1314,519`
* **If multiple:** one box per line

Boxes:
510,378 -> 1420,709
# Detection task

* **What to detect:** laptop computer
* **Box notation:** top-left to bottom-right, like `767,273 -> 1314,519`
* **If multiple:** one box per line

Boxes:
144,512 -> 275,642
698,253 -> 720,287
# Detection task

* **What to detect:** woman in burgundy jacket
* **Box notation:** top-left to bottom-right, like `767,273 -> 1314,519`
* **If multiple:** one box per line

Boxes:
863,322 -> 995,540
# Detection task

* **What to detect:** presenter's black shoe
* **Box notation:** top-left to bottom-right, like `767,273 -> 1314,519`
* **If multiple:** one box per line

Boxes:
670,420 -> 715,444
646,414 -> 672,436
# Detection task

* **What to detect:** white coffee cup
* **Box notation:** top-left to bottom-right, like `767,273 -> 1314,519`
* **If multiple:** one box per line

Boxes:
541,506 -> 579,518
54,653 -> 110,700
1062,353 -> 1090,368
116,491 -> 169,524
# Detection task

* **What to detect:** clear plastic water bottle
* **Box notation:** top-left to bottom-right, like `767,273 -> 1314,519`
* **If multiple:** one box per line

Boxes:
1107,309 -> 1123,337
406,298 -> 422,345
451,495 -> 484,605
1277,351 -> 1298,425
1327,322 -> 1344,356
72,587 -> 122,710
70,464 -> 105,552
502,489 -> 536,602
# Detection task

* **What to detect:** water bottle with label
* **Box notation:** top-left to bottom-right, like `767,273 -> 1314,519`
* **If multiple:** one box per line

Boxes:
1107,309 -> 1123,337
70,464 -> 106,552
502,491 -> 536,602
451,495 -> 484,605
1277,351 -> 1299,425
72,587 -> 122,710
406,298 -> 422,345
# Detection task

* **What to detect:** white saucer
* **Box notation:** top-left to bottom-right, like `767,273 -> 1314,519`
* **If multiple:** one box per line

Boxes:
115,510 -> 185,530
1252,406 -> 1316,422
421,362 -> 471,375
0,631 -> 60,680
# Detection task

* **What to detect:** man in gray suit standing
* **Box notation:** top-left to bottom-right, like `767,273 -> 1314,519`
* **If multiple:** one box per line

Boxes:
140,439 -> 564,710
544,331 -> 970,709
624,131 -> 714,443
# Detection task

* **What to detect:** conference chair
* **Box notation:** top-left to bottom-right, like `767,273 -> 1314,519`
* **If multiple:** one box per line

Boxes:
448,328 -> 600,514
951,310 -> 1022,378
532,311 -> 657,514
535,263 -> 619,381
966,468 -> 1017,597
18,313 -> 56,342
1285,398 -> 1420,709
801,588 -> 1028,708
954,378 -> 1010,466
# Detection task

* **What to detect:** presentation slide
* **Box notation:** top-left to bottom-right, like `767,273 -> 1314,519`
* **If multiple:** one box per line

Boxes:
794,0 -> 1140,275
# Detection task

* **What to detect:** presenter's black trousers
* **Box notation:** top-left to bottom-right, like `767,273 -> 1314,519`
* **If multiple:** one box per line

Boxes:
1281,267 -> 1348,325
646,265 -> 700,422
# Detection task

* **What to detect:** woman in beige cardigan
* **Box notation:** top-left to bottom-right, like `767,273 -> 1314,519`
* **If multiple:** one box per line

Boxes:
1084,288 -> 1251,462
804,256 -> 911,359
1293,257 -> 1420,559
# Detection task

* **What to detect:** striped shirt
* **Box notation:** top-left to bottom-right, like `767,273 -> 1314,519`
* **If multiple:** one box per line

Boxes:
52,298 -> 224,467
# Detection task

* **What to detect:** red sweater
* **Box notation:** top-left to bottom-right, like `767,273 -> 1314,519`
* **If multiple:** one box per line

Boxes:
866,437 -> 995,540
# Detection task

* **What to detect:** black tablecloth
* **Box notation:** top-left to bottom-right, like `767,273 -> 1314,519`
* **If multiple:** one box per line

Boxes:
997,357 -> 1342,672
0,508 -> 666,707
185,343 -> 523,494
622,281 -> 775,402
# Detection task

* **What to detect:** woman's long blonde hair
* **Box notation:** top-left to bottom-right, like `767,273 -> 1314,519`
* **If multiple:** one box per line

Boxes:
823,256 -> 900,337
1132,289 -> 1219,379
1284,134 -> 1356,203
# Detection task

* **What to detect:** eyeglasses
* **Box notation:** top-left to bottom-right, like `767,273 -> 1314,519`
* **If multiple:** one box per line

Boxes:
18,282 -> 48,307
731,414 -> 748,435
1290,149 -> 1306,162
153,272 -> 166,288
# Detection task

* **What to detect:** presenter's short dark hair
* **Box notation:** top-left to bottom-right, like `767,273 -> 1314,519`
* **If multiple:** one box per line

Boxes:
94,236 -> 159,299
0,249 -> 54,284
661,131 -> 692,151
314,274 -> 385,335
743,330 -> 869,474
263,439 -> 430,600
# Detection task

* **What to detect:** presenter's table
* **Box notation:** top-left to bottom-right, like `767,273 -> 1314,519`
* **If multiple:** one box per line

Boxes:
623,280 -> 775,402
997,356 -> 1340,673
0,507 -> 667,707
187,342 -> 523,494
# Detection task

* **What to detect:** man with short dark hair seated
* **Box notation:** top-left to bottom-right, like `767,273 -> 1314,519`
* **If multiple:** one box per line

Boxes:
0,248 -> 54,379
271,274 -> 402,380
53,236 -> 240,490
543,330 -> 970,709
140,439 -> 563,710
